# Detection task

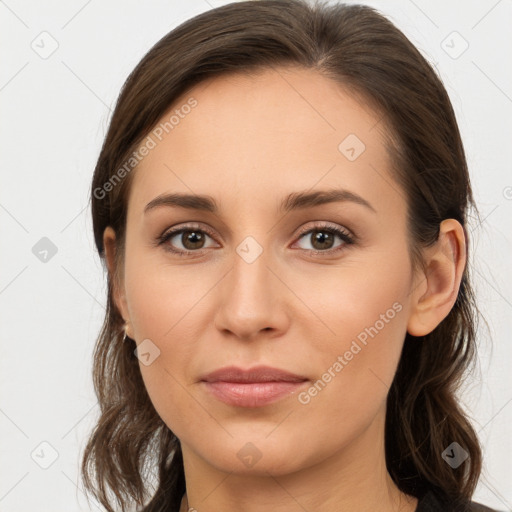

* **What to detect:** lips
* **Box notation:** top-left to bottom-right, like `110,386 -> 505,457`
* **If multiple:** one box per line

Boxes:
200,365 -> 309,407
201,365 -> 308,383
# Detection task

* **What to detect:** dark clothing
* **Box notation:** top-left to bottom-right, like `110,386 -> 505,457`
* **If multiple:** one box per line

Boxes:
416,490 -> 499,511
163,490 -> 500,511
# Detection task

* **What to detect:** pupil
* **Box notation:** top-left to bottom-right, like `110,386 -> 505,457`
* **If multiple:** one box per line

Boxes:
184,231 -> 204,249
313,231 -> 333,250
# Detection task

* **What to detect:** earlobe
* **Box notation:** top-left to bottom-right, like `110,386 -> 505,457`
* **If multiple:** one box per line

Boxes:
103,226 -> 132,334
406,219 -> 466,337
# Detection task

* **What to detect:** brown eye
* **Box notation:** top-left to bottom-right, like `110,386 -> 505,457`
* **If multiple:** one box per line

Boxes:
158,225 -> 218,255
309,230 -> 336,251
180,230 -> 207,250
294,224 -> 355,255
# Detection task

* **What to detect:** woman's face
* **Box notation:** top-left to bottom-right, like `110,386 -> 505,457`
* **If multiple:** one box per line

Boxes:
108,66 -> 423,477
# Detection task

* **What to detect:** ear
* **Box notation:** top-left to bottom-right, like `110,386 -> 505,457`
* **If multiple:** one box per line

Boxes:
103,226 -> 133,338
407,219 -> 467,337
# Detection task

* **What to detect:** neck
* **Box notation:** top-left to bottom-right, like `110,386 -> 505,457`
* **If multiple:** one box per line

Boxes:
177,406 -> 418,512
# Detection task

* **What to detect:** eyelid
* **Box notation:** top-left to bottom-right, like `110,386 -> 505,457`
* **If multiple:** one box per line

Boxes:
159,222 -> 217,239
294,220 -> 352,238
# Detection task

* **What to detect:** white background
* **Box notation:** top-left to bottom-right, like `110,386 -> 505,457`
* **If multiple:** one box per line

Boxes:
0,0 -> 511,511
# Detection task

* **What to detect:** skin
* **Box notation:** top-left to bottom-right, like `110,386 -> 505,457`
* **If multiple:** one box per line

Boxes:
103,66 -> 466,512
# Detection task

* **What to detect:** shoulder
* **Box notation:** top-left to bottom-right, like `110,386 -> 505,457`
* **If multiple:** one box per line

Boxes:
465,502 -> 501,512
416,490 -> 500,512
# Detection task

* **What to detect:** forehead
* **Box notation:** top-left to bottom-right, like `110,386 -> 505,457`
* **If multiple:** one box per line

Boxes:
128,66 -> 401,217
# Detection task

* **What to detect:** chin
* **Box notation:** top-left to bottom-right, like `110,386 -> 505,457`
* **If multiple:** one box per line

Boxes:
185,430 -> 324,478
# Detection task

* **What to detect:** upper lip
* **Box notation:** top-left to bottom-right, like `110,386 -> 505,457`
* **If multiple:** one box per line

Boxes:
201,365 -> 308,383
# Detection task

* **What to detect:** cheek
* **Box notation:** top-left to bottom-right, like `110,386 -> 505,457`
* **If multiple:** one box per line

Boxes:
299,247 -> 411,348
123,245 -> 213,340
122,251 -> 214,433
292,292 -> 407,457
294,250 -> 411,411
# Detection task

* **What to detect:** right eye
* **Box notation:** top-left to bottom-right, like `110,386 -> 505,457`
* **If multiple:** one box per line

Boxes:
157,224 -> 219,256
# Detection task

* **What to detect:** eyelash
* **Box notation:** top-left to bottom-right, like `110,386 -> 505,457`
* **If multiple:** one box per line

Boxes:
156,222 -> 355,258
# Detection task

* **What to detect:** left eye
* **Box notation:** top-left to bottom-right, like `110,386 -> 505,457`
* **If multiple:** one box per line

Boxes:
294,227 -> 354,252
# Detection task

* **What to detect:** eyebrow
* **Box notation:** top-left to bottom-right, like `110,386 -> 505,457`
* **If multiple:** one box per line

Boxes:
144,188 -> 376,215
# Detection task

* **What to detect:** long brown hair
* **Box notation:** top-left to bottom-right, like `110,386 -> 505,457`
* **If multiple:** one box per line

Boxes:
82,1 -> 484,511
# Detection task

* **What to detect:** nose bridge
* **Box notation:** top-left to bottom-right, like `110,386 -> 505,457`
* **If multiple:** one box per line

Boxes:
229,235 -> 273,311
214,231 -> 284,339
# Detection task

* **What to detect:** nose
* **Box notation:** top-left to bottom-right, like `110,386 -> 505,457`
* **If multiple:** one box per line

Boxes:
213,242 -> 290,341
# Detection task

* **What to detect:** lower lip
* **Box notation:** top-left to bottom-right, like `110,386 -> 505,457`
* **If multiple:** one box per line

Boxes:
202,380 -> 307,407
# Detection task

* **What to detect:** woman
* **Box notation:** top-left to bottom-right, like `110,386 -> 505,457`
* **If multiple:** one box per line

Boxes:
82,1 -> 499,511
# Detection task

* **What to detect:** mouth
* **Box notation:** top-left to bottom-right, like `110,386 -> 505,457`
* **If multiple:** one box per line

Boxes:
200,365 -> 309,408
